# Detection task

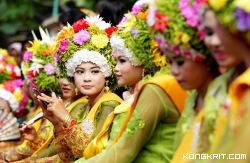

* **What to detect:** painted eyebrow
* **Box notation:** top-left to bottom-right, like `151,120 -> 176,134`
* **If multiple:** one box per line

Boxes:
173,55 -> 183,59
75,66 -> 100,70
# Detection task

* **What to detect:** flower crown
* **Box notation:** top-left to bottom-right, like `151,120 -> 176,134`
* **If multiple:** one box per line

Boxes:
55,15 -> 118,90
147,0 -> 211,62
0,79 -> 29,113
110,0 -> 167,73
209,0 -> 250,44
0,48 -> 21,83
22,27 -> 62,95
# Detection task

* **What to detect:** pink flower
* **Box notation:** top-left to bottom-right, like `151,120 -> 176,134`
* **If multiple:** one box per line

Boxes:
55,53 -> 60,63
131,4 -> 144,15
73,30 -> 90,45
59,40 -> 68,53
23,51 -> 33,62
118,16 -> 129,28
44,63 -> 55,75
14,79 -> 23,87
179,0 -> 189,9
155,35 -> 168,54
147,4 -> 157,27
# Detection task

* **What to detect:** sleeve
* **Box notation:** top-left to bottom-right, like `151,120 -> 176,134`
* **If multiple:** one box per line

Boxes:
85,84 -> 177,163
55,101 -> 118,162
3,119 -> 52,162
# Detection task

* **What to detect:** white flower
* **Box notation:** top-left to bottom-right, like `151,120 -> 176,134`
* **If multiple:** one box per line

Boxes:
0,89 -> 19,112
86,15 -> 111,30
65,49 -> 112,77
110,35 -> 142,66
82,119 -> 93,135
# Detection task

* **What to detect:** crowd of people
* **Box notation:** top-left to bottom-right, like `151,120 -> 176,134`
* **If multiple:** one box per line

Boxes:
0,0 -> 250,162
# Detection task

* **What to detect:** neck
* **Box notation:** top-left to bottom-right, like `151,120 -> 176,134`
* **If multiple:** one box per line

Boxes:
195,72 -> 217,113
87,88 -> 105,108
130,83 -> 139,94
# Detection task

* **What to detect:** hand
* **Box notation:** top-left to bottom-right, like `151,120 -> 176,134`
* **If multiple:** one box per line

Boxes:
37,92 -> 69,123
0,160 -> 7,163
19,122 -> 37,142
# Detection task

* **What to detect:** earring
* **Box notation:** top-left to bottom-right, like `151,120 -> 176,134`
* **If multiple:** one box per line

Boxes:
142,68 -> 145,78
75,88 -> 78,95
105,81 -> 109,93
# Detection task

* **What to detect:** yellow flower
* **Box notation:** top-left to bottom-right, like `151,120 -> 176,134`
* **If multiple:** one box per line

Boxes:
209,0 -> 229,11
0,84 -> 3,88
150,40 -> 167,67
122,13 -> 136,33
91,34 -> 109,49
23,62 -> 29,75
13,89 -> 23,102
27,40 -> 40,52
235,0 -> 250,12
0,48 -> 8,56
174,31 -> 190,45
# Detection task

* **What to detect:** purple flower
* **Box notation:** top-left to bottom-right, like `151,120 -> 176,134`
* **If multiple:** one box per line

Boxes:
131,4 -> 144,15
73,29 -> 90,45
155,34 -> 168,54
235,7 -> 250,32
131,27 -> 139,38
59,40 -> 68,53
44,63 -> 55,75
55,53 -> 59,63
23,51 -> 33,62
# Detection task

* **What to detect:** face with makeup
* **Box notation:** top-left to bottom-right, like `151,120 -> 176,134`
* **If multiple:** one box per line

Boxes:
59,77 -> 76,99
73,62 -> 106,97
0,98 -> 11,113
204,10 -> 242,68
115,50 -> 143,87
166,50 -> 212,90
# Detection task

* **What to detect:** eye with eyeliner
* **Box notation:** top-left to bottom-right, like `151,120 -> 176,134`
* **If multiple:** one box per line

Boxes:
204,26 -> 213,36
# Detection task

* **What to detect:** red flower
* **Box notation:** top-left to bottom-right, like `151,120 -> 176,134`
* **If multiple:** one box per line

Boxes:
3,81 -> 15,93
105,26 -> 118,39
28,69 -> 40,78
73,19 -> 90,33
154,12 -> 170,33
15,109 -> 29,118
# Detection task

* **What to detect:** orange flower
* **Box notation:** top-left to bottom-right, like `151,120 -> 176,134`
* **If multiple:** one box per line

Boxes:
56,28 -> 74,43
0,61 -> 6,72
41,46 -> 53,56
137,9 -> 149,20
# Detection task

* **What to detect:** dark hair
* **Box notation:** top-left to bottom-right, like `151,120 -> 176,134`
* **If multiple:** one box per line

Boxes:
96,0 -> 127,26
21,29 -> 42,51
59,9 -> 87,26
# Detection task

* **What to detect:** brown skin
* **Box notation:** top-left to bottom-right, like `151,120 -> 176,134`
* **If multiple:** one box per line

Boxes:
166,49 -> 219,113
209,11 -> 250,69
204,10 -> 246,78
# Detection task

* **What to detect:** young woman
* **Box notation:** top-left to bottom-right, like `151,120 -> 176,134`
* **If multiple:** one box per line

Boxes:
0,30 -> 65,162
37,16 -> 123,163
201,1 -> 250,162
74,1 -> 187,163
146,0 -> 220,162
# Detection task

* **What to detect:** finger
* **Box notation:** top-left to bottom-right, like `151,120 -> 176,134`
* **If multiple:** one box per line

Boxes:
41,93 -> 51,98
37,95 -> 51,104
37,99 -> 48,112
51,92 -> 58,100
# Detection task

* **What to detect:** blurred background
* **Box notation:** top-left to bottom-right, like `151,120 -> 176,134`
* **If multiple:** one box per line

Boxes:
0,0 -> 136,48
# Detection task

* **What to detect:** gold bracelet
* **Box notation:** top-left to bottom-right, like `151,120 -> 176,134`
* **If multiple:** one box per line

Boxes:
63,114 -> 71,127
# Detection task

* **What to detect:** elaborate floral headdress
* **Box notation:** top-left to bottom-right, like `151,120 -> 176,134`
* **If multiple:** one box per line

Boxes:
22,27 -> 62,95
209,0 -> 250,44
110,0 -> 167,73
0,48 -> 21,83
147,0 -> 211,62
55,15 -> 118,90
0,79 -> 29,113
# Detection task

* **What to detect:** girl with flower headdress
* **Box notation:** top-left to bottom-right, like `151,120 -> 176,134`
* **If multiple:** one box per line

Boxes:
197,0 -> 250,162
71,1 -> 187,163
0,28 -> 80,162
0,79 -> 30,151
37,16 -> 123,163
145,0 -> 221,162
